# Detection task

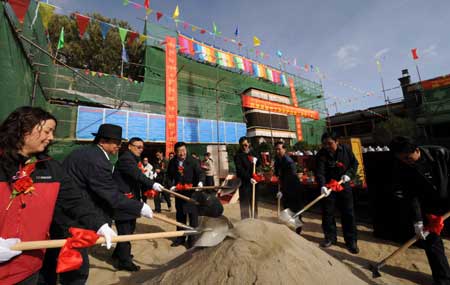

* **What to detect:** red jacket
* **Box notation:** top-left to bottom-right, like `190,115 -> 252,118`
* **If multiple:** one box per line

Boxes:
0,156 -> 104,284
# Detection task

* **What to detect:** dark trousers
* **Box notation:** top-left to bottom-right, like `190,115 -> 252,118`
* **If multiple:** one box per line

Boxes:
281,184 -> 304,213
321,187 -> 357,244
417,233 -> 450,285
38,248 -> 89,285
174,195 -> 199,242
154,191 -> 172,212
113,219 -> 136,264
238,183 -> 258,219
205,176 -> 214,186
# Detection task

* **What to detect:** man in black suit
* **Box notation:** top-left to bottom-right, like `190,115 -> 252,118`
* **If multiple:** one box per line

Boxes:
234,136 -> 259,219
167,142 -> 205,247
112,137 -> 163,271
62,124 -> 159,274
153,150 -> 172,212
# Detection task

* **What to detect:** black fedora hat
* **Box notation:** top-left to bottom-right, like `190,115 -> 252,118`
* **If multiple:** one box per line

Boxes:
92,124 -> 124,140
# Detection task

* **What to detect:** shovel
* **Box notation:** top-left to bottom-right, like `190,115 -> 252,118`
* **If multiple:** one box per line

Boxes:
180,185 -> 234,192
279,180 -> 344,228
11,216 -> 233,251
161,187 -> 199,205
369,211 -> 450,278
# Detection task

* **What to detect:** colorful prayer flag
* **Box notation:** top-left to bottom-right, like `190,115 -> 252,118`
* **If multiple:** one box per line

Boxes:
118,27 -> 128,43
57,27 -> 64,50
156,11 -> 163,21
75,14 -> 90,38
121,44 -> 129,63
376,60 -> 382,73
144,0 -> 150,9
8,0 -> 31,24
38,2 -> 55,30
276,50 -> 282,57
172,5 -> 179,19
411,48 -> 419,60
100,22 -> 111,40
253,36 -> 261,47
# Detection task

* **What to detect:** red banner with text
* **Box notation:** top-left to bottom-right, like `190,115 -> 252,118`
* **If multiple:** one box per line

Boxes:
289,77 -> 303,141
165,36 -> 178,157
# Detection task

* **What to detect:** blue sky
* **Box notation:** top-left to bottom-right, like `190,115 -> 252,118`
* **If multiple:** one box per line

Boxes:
53,0 -> 450,115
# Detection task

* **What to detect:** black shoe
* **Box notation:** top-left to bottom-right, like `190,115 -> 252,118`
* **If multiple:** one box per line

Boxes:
171,238 -> 186,247
295,227 -> 302,235
346,242 -> 359,254
320,239 -> 337,248
115,262 -> 141,272
155,209 -> 162,213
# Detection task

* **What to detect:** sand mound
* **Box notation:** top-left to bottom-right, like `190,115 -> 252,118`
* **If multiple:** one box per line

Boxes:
140,219 -> 367,285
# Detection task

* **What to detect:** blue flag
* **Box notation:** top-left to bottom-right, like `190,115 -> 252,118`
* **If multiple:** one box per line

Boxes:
276,50 -> 282,57
234,25 -> 239,37
100,22 -> 111,40
121,44 -> 128,63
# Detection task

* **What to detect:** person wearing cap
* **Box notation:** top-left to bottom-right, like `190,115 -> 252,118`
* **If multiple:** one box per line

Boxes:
62,124 -> 162,274
112,137 -> 163,271
167,142 -> 205,248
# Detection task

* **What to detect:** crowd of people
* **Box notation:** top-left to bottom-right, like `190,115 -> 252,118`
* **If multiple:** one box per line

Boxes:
0,106 -> 450,285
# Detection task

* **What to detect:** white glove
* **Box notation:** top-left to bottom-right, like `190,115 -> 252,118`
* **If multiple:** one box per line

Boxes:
152,182 -> 163,192
141,203 -> 153,219
250,178 -> 257,185
170,186 -> 176,192
197,182 -> 203,188
0,238 -> 21,263
252,157 -> 258,164
276,191 -> 283,199
414,221 -> 429,240
321,186 -> 332,197
341,175 -> 351,183
96,223 -> 117,250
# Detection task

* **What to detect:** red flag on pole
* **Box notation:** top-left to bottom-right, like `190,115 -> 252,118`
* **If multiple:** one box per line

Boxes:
156,11 -> 163,21
8,0 -> 31,24
127,31 -> 139,45
144,0 -> 150,9
75,14 -> 90,38
411,48 -> 419,60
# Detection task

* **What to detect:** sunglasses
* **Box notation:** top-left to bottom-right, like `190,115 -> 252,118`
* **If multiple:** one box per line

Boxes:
131,144 -> 144,150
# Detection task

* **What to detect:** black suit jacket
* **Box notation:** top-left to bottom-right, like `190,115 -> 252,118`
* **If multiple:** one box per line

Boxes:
274,154 -> 301,192
167,156 -> 205,188
63,145 -> 143,222
113,150 -> 155,220
234,150 -> 259,188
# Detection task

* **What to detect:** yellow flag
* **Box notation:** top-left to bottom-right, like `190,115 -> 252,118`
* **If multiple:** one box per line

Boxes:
39,3 -> 55,30
192,26 -> 197,32
172,5 -> 180,19
139,34 -> 148,43
376,60 -> 382,73
253,36 -> 261,47
146,8 -> 153,15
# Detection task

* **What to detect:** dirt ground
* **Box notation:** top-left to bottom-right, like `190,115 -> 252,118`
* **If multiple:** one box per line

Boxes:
86,199 -> 444,285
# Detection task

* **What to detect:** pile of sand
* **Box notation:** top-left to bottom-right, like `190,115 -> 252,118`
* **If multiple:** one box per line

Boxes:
139,219 -> 367,285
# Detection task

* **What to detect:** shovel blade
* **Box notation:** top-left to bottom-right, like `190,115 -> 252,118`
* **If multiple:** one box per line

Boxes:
193,216 -> 232,248
369,263 -> 382,278
279,208 -> 295,224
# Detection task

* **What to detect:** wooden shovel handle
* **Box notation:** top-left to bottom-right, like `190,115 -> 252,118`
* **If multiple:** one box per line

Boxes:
11,230 -> 198,251
153,213 -> 194,230
376,211 -> 450,269
293,179 -> 344,218
251,163 -> 256,219
161,187 -> 199,205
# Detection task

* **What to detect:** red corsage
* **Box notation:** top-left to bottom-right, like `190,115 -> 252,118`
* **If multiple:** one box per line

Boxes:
7,157 -> 39,210
124,192 -> 135,199
178,166 -> 184,176
336,161 -> 345,168
247,155 -> 253,163
137,162 -> 146,173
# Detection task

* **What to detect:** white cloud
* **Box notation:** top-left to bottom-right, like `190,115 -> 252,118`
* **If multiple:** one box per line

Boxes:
335,45 -> 360,70
422,44 -> 437,57
374,48 -> 390,60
